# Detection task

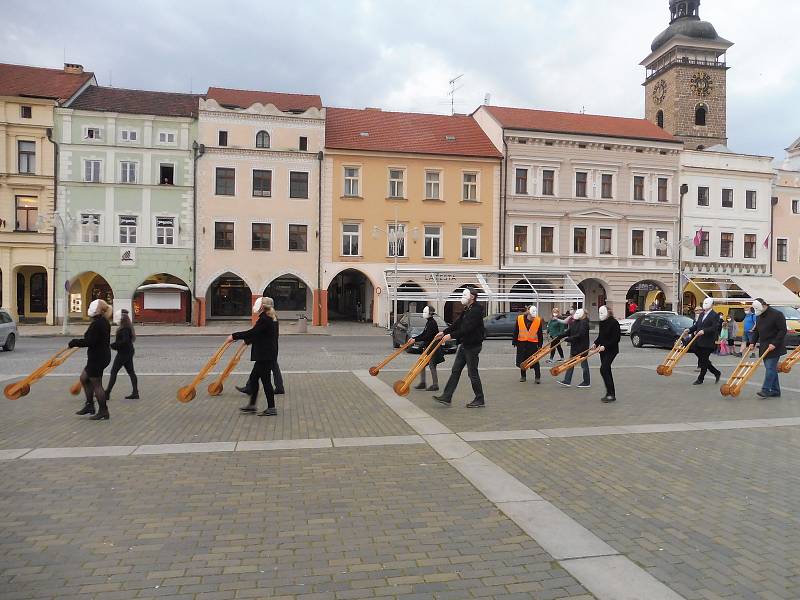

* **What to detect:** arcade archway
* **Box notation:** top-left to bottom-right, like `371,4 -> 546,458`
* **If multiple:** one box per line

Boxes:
206,272 -> 251,318
327,269 -> 374,322
69,272 -> 114,319
577,278 -> 607,321
264,275 -> 312,316
627,280 -> 667,313
133,273 -> 191,323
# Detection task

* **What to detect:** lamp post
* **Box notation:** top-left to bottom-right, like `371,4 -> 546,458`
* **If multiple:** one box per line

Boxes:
372,210 -> 418,328
656,235 -> 693,314
39,211 -> 74,335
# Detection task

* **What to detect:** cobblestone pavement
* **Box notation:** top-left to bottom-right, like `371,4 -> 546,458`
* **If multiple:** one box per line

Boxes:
476,427 -> 800,599
0,446 -> 592,600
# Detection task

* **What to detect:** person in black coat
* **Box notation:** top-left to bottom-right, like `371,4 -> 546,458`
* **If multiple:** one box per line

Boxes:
228,297 -> 279,416
236,317 -> 285,396
69,298 -> 112,420
558,308 -> 591,387
592,306 -> 621,402
684,297 -> 722,385
513,305 -> 543,383
410,306 -> 445,391
105,308 -> 139,400
433,286 -> 486,408
746,298 -> 787,398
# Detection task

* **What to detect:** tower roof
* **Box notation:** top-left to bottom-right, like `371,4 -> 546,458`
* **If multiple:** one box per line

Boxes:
651,0 -> 729,53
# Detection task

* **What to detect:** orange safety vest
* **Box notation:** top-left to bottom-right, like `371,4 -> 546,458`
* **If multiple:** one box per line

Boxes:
517,314 -> 541,343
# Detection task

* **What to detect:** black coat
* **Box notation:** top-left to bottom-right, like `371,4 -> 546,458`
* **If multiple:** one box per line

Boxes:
233,313 -> 278,362
567,318 -> 590,355
751,306 -> 787,358
688,309 -> 722,350
70,317 -> 111,372
594,319 -> 621,354
417,317 -> 444,365
444,303 -> 485,348
111,326 -> 135,357
512,314 -> 543,367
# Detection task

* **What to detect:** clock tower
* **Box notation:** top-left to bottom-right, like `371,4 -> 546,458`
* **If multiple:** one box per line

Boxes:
641,0 -> 732,149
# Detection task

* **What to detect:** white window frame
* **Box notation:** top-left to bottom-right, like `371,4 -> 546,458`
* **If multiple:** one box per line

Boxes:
792,199 -> 800,215
118,214 -> 138,245
512,224 -> 530,254
83,159 -> 102,183
289,170 -> 311,199
540,167 -> 559,197
462,171 -> 479,202
538,224 -> 558,254
599,172 -> 615,200
423,224 -> 443,258
631,173 -> 648,202
83,126 -> 103,141
571,225 -> 589,256
656,175 -> 671,203
461,225 -> 480,259
388,168 -> 405,199
213,220 -> 236,251
597,226 -> 615,256
79,213 -> 102,244
154,215 -> 177,246
574,170 -> 590,199
252,168 -> 273,198
630,228 -> 647,257
250,220 -> 273,252
387,223 -> 407,258
341,222 -> 361,257
424,170 -> 442,200
343,166 -> 361,197
776,237 -> 788,262
120,160 -> 138,184
288,223 -> 309,252
514,166 -> 530,195
157,130 -> 177,145
158,161 -> 177,185
655,230 -> 670,257
119,129 -> 139,143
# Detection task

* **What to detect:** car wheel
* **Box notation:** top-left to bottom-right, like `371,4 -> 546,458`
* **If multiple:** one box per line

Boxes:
3,333 -> 15,352
631,333 -> 643,348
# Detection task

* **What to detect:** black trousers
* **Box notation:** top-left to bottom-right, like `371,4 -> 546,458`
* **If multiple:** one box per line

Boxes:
695,347 -> 721,381
106,353 -> 137,395
441,344 -> 484,403
599,349 -> 618,397
249,360 -> 275,409
245,361 -> 284,392
549,336 -> 565,359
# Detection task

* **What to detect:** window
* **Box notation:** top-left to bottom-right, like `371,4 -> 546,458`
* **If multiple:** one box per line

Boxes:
215,167 -> 235,195
631,230 -> 644,256
697,186 -> 709,206
214,222 -> 234,250
119,215 -> 137,244
424,171 -> 440,199
155,217 -> 175,245
120,129 -> 137,142
722,188 -> 733,208
540,226 -> 554,253
342,223 -> 360,256
159,164 -> 174,185
463,172 -> 478,201
289,224 -> 308,251
299,136 -> 308,151
252,169 -> 272,197
290,171 -> 309,198
744,234 -> 756,259
84,160 -> 101,183
18,141 -> 35,173
599,228 -> 612,255
424,225 -> 442,258
656,110 -> 664,128
20,105 -> 32,119
158,131 -> 176,143
255,131 -> 270,148
657,177 -> 668,202
720,232 -> 734,258
80,213 -> 100,243
218,131 -> 228,146
573,227 -> 587,254
344,167 -> 360,197
388,169 -> 405,198
513,225 -> 528,253
252,223 -> 271,251
633,176 -> 645,201
695,105 -> 707,126
120,161 -> 137,184
793,199 -> 800,214
656,231 -> 668,256
15,196 -> 38,232
461,226 -> 479,259
746,190 -> 757,210
777,238 -> 788,262
542,169 -> 555,195
85,127 -> 101,140
575,172 -> 588,198
388,223 -> 406,257
696,231 -> 709,257
601,174 -> 613,199
515,168 -> 528,194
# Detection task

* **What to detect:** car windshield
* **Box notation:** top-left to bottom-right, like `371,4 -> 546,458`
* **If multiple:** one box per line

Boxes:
409,315 -> 448,328
626,311 -> 647,321
669,315 -> 694,328
773,306 -> 800,320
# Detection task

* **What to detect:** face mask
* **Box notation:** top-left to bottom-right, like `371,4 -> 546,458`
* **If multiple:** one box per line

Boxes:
460,289 -> 472,306
252,297 -> 264,314
87,299 -> 101,317
702,298 -> 714,311
599,306 -> 609,321
423,307 -> 431,319
552,312 -> 558,317
752,301 -> 764,316
528,306 -> 537,317
573,308 -> 585,320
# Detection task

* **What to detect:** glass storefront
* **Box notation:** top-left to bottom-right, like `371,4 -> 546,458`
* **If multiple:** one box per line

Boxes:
264,276 -> 307,312
209,275 -> 251,317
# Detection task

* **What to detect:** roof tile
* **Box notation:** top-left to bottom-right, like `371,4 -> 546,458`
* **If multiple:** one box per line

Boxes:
68,86 -> 199,117
0,62 -> 94,102
207,87 -> 321,112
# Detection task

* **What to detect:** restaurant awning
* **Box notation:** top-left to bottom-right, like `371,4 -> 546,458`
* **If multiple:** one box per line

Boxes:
685,275 -> 799,306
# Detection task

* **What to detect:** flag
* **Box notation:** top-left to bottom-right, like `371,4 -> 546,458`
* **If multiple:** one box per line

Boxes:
763,232 -> 771,249
693,227 -> 704,247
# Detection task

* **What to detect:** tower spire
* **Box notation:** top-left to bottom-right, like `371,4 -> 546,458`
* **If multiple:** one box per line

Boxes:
670,0 -> 700,24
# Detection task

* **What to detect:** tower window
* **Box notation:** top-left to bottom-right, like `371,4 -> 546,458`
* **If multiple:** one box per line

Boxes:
656,110 -> 664,129
695,105 -> 707,126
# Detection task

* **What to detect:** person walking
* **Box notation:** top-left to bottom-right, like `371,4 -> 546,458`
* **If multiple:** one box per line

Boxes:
410,306 -> 444,391
741,307 -> 757,356
70,299 -> 112,420
557,307 -> 591,388
727,316 -> 738,356
692,306 -> 703,371
432,286 -> 486,408
236,303 -> 285,396
684,297 -> 722,385
105,308 -> 139,400
592,305 -> 621,402
513,305 -> 543,383
229,296 -> 279,416
746,298 -> 787,398
546,308 -> 567,363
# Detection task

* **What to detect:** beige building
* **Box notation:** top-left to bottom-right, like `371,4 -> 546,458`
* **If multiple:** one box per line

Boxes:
195,88 -> 324,324
0,62 -> 94,324
773,138 -> 800,298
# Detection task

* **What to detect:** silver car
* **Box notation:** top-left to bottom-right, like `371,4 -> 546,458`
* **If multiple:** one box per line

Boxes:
0,308 -> 17,351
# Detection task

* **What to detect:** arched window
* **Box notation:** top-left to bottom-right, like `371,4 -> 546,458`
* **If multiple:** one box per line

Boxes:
695,105 -> 707,126
255,131 -> 270,148
656,110 -> 664,129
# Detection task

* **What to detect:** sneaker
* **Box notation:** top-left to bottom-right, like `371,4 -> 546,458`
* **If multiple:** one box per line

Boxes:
466,400 -> 485,408
714,374 -> 721,384
557,380 -> 571,387
602,396 -> 617,403
756,390 -> 769,398
692,380 -> 703,385
433,395 -> 451,406
545,358 -> 552,364
239,405 -> 256,413
258,407 -> 278,416
426,385 -> 439,392
577,383 -> 591,389
125,393 -> 139,400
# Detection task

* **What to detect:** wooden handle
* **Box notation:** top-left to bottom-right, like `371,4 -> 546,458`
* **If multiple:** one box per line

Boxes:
176,339 -> 233,402
208,342 -> 247,396
369,338 -> 414,376
4,346 -> 79,400
393,338 -> 444,396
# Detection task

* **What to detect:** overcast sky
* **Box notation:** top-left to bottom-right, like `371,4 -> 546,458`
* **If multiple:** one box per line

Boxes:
3,0 -> 798,158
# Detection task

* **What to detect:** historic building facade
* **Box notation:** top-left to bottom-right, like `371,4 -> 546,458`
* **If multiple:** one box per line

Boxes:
0,62 -> 94,324
474,105 -> 683,319
195,88 -> 324,324
773,138 -> 800,298
55,86 -> 198,323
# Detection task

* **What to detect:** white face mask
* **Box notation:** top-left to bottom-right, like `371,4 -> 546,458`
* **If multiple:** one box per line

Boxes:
423,307 -> 431,319
573,308 -> 585,320
528,306 -> 537,317
252,297 -> 264,314
752,301 -> 765,316
87,299 -> 101,317
460,289 -> 472,306
599,306 -> 609,321
702,298 -> 714,311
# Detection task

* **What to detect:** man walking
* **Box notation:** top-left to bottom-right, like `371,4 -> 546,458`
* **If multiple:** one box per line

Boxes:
747,298 -> 786,398
433,286 -> 485,408
684,297 -> 722,385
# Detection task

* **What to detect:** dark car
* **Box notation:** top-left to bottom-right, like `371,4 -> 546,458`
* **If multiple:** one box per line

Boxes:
630,312 -> 694,348
483,312 -> 521,339
391,313 -> 457,353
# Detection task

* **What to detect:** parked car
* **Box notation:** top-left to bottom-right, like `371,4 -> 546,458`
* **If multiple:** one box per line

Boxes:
483,312 -> 520,339
630,312 -> 694,348
619,311 -> 650,335
391,313 -> 457,353
0,308 -> 17,351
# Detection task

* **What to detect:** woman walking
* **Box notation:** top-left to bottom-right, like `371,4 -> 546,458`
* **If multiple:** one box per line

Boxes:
557,308 -> 591,388
547,308 -> 567,363
513,305 -> 543,383
410,306 -> 444,391
105,308 -> 139,400
69,299 -> 112,420
593,306 -> 621,403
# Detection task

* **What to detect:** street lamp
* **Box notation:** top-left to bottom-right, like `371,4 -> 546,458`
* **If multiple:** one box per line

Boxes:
655,234 -> 694,314
372,210 -> 418,328
37,211 -> 75,335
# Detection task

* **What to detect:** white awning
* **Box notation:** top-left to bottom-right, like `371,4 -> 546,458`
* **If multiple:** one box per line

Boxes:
686,275 -> 799,306
136,283 -> 190,292
731,275 -> 800,306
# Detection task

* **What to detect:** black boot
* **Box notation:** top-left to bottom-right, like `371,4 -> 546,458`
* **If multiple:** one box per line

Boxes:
125,391 -> 139,399
89,399 -> 109,420
76,401 -> 95,416
235,385 -> 252,395
240,397 -> 257,413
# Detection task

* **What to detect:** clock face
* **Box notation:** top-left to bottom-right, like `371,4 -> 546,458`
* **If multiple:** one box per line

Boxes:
652,79 -> 667,105
690,71 -> 713,97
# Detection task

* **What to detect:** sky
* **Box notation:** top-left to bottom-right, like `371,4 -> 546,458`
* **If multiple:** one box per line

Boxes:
2,0 -> 798,158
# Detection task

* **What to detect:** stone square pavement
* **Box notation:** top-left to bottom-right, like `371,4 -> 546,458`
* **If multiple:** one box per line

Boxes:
1,361 -> 800,599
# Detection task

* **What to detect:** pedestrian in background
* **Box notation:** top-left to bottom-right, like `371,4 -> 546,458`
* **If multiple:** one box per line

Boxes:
717,321 -> 730,356
105,308 -> 139,400
727,316 -> 739,356
546,308 -> 567,363
742,307 -> 757,356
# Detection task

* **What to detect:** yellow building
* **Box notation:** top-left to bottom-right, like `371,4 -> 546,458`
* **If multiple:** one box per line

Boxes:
0,63 -> 94,323
322,108 -> 502,326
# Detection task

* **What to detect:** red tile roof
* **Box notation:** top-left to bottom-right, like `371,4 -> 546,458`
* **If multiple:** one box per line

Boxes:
326,108 -> 503,159
482,105 -> 680,144
0,62 -> 94,102
207,87 -> 322,112
68,86 -> 199,117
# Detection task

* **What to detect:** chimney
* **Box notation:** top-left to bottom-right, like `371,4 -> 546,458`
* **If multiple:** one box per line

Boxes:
64,63 -> 84,74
